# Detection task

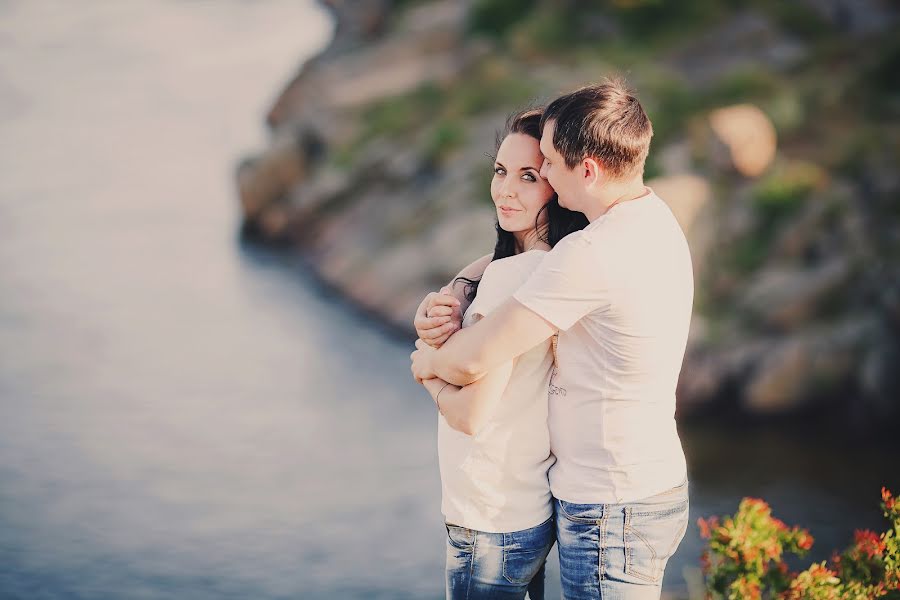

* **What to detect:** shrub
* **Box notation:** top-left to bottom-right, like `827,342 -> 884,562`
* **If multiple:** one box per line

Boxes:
752,161 -> 825,223
422,119 -> 467,166
699,488 -> 900,599
467,0 -> 538,37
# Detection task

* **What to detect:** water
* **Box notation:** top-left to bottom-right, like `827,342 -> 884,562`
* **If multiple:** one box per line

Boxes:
0,2 -> 895,599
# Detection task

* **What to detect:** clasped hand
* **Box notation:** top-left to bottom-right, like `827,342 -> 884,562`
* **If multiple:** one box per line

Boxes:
410,287 -> 462,383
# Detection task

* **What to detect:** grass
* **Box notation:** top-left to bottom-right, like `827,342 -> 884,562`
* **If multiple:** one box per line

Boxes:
359,82 -> 444,143
752,161 -> 824,220
422,119 -> 467,166
467,0 -> 538,37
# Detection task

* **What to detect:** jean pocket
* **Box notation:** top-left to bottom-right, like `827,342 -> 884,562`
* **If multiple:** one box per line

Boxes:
446,524 -> 475,552
623,500 -> 689,583
557,499 -> 604,524
502,518 -> 554,585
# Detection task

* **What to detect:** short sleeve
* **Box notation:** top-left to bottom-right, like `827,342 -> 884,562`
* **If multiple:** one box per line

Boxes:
512,233 -> 609,331
465,271 -> 504,323
464,253 -> 545,325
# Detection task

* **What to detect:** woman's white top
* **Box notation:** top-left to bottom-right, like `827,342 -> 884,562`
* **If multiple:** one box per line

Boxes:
438,249 -> 555,533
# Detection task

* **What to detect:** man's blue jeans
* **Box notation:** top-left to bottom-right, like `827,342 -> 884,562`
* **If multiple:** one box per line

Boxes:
445,516 -> 555,599
555,480 -> 689,599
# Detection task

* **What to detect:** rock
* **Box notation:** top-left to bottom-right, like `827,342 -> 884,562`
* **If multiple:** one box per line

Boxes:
668,12 -> 807,85
859,331 -> 900,420
708,104 -> 777,178
742,318 -> 871,413
678,337 -> 769,411
267,0 -> 466,129
769,191 -> 832,261
237,130 -> 309,223
798,0 -> 898,34
657,141 -> 693,175
649,174 -> 715,279
256,205 -> 293,241
739,257 -> 852,330
286,166 -> 354,224
425,205 -> 497,283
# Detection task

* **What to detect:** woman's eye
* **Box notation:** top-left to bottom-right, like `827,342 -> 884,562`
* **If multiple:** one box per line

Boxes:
523,173 -> 536,182
494,166 -> 506,175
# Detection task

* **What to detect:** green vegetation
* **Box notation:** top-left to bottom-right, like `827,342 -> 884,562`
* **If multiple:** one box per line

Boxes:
446,58 -> 539,117
333,55 -> 540,172
720,162 -> 826,274
358,82 -> 444,143
753,161 -> 824,222
470,159 -> 497,208
699,489 -> 900,599
467,0 -> 538,37
422,119 -> 467,166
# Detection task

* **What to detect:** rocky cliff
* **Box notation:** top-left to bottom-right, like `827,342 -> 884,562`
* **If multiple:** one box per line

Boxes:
236,0 -> 900,427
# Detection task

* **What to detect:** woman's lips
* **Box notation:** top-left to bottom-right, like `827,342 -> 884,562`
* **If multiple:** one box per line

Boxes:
499,206 -> 519,216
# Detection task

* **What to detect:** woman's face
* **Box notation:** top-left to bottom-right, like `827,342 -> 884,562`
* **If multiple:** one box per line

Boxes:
491,133 -> 555,235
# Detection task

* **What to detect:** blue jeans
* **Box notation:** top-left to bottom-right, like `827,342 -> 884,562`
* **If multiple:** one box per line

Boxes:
555,480 -> 689,600
445,516 -> 555,600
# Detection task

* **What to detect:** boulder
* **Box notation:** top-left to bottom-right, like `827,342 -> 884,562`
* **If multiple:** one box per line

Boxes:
650,174 -> 714,279
678,337 -> 770,411
708,104 -> 777,178
739,257 -> 852,330
237,130 -> 309,223
742,318 -> 871,413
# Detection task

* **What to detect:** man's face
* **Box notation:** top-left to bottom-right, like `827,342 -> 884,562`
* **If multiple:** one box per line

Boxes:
539,120 -> 581,212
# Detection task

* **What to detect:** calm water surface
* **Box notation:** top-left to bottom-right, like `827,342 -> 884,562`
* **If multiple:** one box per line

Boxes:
0,2 -> 894,599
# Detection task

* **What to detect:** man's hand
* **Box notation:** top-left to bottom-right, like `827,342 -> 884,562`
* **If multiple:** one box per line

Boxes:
414,286 -> 462,348
410,338 -> 438,383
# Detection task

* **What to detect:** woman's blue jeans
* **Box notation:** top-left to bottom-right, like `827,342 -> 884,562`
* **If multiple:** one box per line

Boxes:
554,479 -> 689,600
445,516 -> 555,599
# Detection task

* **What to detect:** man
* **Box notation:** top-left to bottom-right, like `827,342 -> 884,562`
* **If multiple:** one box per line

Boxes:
412,78 -> 694,599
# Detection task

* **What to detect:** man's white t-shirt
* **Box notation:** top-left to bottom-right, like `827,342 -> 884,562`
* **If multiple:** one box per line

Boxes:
513,190 -> 693,505
439,249 -> 555,533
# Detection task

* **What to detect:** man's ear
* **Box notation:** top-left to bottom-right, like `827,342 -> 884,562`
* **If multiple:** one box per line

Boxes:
583,158 -> 603,186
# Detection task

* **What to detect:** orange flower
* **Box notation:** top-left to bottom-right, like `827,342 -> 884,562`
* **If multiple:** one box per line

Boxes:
700,550 -> 711,573
795,530 -> 814,551
698,517 -> 712,539
744,497 -> 770,512
830,551 -> 842,572
853,529 -> 886,558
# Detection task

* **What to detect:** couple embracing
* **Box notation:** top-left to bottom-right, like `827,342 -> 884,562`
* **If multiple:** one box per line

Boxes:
410,78 -> 694,600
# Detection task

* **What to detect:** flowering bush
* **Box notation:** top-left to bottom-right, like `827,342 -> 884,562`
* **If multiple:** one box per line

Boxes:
698,488 -> 900,599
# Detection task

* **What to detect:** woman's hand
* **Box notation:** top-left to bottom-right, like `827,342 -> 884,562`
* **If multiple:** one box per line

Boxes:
414,286 -> 461,348
410,338 -> 438,383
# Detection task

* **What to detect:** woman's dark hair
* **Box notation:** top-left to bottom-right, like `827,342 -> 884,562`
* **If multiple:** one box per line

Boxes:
455,108 -> 589,302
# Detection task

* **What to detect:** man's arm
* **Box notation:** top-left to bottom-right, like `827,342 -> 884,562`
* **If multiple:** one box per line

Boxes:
421,297 -> 557,386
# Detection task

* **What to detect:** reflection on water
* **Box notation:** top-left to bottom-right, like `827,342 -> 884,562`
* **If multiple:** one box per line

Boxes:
0,2 -> 895,599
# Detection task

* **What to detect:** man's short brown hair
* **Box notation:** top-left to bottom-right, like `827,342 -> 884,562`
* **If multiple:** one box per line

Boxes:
541,78 -> 653,180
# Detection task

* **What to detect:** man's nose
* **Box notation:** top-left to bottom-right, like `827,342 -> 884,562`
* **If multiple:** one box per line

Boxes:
539,160 -> 549,179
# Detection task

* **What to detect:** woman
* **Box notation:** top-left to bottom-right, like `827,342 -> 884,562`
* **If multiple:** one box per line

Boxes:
416,108 -> 588,600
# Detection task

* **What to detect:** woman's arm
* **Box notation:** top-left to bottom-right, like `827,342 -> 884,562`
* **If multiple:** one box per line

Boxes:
446,252 -> 492,316
415,253 -> 492,348
421,359 -> 514,436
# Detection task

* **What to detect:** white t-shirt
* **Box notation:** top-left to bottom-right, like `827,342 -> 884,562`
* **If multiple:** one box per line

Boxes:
439,249 -> 555,533
513,191 -> 693,504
